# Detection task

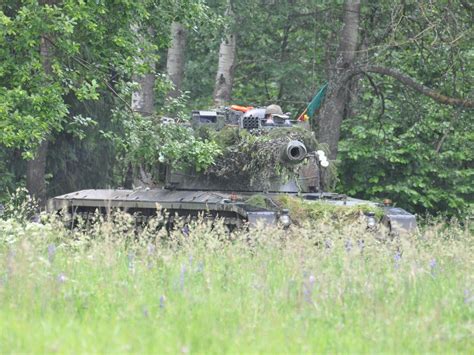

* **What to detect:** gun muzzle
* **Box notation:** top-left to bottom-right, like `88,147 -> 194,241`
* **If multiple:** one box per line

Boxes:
281,140 -> 307,164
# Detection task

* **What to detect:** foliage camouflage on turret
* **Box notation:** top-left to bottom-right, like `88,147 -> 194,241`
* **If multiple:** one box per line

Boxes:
197,126 -> 337,189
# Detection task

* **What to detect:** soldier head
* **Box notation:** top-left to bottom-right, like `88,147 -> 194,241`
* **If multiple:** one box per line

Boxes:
265,104 -> 284,116
265,104 -> 289,125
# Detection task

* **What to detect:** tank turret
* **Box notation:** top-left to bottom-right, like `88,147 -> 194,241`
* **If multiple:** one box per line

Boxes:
168,106 -> 326,194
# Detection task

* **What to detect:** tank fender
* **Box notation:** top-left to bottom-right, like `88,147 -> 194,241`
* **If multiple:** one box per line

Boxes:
246,211 -> 277,227
383,207 -> 417,234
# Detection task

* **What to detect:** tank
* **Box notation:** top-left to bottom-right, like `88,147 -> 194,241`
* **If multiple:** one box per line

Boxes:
47,106 -> 417,234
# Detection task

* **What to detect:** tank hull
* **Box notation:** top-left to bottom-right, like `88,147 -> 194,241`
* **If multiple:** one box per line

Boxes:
47,189 -> 279,228
47,188 -> 416,233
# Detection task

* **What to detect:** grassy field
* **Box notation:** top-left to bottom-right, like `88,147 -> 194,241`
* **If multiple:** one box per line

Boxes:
0,214 -> 472,353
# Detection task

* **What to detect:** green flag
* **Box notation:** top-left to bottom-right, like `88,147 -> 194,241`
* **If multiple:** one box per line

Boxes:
307,83 -> 328,117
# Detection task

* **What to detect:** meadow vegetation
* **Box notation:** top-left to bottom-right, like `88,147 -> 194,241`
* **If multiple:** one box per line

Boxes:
0,212 -> 472,353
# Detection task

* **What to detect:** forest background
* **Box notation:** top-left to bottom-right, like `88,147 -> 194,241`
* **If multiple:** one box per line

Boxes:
0,0 -> 472,218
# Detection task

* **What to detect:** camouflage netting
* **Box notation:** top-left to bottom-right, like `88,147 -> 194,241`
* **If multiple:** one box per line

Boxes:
244,194 -> 384,226
196,126 -> 337,190
275,195 -> 384,225
245,194 -> 384,225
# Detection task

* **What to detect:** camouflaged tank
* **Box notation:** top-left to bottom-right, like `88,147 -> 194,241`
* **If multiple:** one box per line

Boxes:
47,106 -> 417,234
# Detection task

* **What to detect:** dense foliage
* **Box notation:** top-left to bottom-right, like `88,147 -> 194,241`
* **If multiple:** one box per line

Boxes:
1,0 -> 147,152
0,0 -> 472,217
123,114 -> 221,174
0,0 -> 217,195
337,2 -> 473,217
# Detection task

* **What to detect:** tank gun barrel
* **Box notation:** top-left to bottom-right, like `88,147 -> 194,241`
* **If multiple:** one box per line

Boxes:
281,140 -> 307,165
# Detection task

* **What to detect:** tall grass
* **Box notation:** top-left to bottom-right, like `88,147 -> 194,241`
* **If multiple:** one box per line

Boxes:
0,214 -> 472,353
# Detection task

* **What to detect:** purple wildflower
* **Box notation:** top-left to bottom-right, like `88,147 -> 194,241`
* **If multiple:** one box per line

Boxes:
324,239 -> 332,249
181,224 -> 190,237
464,290 -> 473,305
303,274 -> 316,304
147,245 -> 155,270
6,248 -> 15,276
429,258 -> 437,276
394,251 -> 402,269
147,244 -> 156,256
142,306 -> 149,318
197,261 -> 205,273
57,273 -> 67,284
180,264 -> 186,290
345,240 -> 352,252
159,295 -> 166,309
48,244 -> 56,263
128,252 -> 135,271
147,260 -> 154,270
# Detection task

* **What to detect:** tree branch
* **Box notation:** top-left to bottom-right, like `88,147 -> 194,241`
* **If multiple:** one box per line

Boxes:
362,72 -> 385,123
352,66 -> 474,108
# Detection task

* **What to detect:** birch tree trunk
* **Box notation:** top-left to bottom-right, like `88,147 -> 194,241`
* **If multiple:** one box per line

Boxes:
131,26 -> 156,187
166,22 -> 186,98
26,0 -> 56,205
131,28 -> 155,116
317,0 -> 360,160
213,2 -> 237,107
131,72 -> 155,115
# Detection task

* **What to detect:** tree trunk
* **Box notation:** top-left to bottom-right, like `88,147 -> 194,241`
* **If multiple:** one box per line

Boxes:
131,72 -> 155,115
27,1 -> 56,204
276,0 -> 296,101
131,27 -> 155,116
318,0 -> 360,160
166,22 -> 186,98
26,140 -> 49,204
276,22 -> 291,101
131,26 -> 156,187
213,1 -> 237,107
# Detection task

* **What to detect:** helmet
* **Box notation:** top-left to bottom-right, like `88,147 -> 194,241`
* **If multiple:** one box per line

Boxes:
265,104 -> 284,116
265,104 -> 289,121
